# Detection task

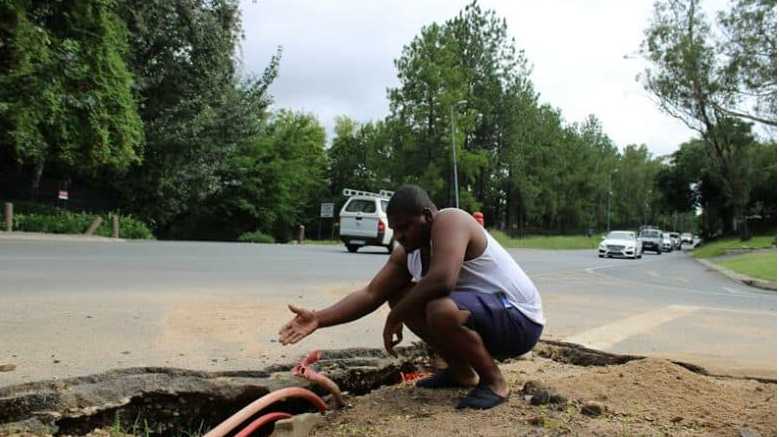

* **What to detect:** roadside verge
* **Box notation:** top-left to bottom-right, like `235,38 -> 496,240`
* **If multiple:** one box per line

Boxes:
696,257 -> 777,291
0,231 -> 125,243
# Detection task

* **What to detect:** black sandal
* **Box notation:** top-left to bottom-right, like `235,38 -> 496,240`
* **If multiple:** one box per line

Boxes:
456,384 -> 507,410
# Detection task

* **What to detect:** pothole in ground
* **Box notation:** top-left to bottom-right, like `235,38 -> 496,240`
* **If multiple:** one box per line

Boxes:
0,346 -> 433,436
0,341 -> 736,436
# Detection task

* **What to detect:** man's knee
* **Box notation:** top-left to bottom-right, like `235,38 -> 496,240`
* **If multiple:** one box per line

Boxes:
424,298 -> 464,331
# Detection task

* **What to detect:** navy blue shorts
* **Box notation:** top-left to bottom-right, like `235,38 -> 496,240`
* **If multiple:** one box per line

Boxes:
449,291 -> 543,359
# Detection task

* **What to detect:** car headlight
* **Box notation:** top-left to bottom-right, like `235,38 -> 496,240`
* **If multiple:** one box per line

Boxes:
626,246 -> 635,250
598,244 -> 606,249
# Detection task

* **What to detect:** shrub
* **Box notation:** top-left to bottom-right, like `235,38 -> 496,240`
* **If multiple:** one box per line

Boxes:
11,210 -> 154,239
108,215 -> 154,239
237,230 -> 275,243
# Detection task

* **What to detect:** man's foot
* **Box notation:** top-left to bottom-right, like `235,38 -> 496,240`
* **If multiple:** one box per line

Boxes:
456,384 -> 508,410
415,369 -> 476,389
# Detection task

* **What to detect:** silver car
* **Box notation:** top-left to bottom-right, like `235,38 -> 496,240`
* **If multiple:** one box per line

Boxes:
661,233 -> 673,252
598,231 -> 643,259
669,232 -> 682,250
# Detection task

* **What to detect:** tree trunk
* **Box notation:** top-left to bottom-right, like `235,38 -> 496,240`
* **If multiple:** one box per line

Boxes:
740,217 -> 751,241
32,157 -> 45,195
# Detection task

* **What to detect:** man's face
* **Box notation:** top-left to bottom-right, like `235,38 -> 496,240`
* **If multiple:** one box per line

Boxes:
388,210 -> 431,251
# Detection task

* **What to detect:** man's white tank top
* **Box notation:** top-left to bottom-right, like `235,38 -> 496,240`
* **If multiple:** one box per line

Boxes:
407,228 -> 545,326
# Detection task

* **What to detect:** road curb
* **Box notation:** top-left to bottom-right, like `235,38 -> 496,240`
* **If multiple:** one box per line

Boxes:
0,231 -> 125,243
696,258 -> 777,291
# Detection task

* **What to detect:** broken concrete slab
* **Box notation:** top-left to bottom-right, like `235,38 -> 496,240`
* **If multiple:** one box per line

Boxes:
1,341 -> 769,436
0,346 -> 430,435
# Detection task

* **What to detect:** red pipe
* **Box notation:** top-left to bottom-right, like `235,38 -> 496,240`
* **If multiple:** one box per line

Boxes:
202,387 -> 326,437
233,412 -> 292,437
291,350 -> 346,407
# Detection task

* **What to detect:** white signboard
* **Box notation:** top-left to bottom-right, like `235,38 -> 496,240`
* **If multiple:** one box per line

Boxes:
58,190 -> 69,200
320,202 -> 334,218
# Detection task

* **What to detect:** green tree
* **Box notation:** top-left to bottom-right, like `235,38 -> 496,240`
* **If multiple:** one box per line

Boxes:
226,110 -> 328,242
385,1 -> 638,234
0,0 -> 143,188
744,140 -> 776,232
387,20 -> 452,206
717,0 -> 776,126
387,1 -> 534,215
640,0 -> 768,236
172,110 -> 328,242
615,144 -> 664,228
112,0 -> 281,235
328,116 -> 393,197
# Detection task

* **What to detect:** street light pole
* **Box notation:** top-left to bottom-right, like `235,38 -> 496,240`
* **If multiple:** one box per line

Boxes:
644,189 -> 652,225
607,170 -> 616,231
450,100 -> 467,209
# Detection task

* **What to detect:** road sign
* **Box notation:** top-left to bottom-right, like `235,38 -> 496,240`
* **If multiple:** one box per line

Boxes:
320,203 -> 334,218
58,190 -> 69,200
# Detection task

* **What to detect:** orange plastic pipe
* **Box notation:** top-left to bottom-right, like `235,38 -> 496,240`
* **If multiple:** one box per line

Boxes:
291,350 -> 346,407
233,412 -> 292,437
202,387 -> 326,437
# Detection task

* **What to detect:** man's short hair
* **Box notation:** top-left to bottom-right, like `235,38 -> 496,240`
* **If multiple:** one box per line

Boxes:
387,185 -> 437,217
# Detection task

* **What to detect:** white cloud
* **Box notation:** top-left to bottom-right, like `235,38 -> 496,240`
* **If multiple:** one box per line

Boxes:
238,0 -> 727,157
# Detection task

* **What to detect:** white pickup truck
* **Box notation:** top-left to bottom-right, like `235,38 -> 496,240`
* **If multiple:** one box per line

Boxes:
338,189 -> 395,253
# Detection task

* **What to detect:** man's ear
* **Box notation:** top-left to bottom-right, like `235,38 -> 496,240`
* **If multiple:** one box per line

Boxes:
422,208 -> 434,223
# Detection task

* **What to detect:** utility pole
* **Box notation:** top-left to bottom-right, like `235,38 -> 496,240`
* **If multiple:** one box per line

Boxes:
449,100 -> 467,209
644,189 -> 652,225
607,170 -> 616,231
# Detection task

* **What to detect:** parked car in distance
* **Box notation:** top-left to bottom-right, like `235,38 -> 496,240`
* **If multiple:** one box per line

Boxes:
338,189 -> 395,253
661,232 -> 673,252
598,230 -> 643,259
669,232 -> 682,250
681,232 -> 693,244
638,229 -> 663,254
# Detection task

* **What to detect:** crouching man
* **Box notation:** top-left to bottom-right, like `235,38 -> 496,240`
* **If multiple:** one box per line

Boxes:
278,184 -> 545,409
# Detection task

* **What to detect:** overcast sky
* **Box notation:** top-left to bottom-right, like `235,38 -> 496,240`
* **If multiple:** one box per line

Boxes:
238,0 -> 729,157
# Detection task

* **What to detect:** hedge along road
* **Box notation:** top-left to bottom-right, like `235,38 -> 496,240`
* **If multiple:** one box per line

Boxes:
0,238 -> 774,387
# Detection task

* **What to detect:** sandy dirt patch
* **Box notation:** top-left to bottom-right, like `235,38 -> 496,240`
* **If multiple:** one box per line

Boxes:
311,355 -> 776,437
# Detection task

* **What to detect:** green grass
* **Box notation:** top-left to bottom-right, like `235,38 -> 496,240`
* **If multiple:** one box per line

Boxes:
489,230 -> 600,250
714,252 -> 777,282
693,235 -> 776,258
301,239 -> 340,245
303,232 -> 601,249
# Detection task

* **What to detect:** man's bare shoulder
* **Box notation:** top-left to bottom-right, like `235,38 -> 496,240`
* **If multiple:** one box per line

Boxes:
431,209 -> 479,241
433,209 -> 485,258
435,208 -> 475,227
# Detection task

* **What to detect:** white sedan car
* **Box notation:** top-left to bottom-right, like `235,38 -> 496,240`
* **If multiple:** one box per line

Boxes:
598,230 -> 643,259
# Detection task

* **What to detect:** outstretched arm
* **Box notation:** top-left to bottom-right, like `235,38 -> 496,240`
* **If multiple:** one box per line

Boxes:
278,248 -> 411,345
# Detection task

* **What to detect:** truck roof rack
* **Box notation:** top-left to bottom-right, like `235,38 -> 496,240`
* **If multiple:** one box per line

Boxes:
342,188 -> 394,198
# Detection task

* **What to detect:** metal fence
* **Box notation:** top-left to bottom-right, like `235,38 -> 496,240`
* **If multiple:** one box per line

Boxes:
0,176 -> 117,214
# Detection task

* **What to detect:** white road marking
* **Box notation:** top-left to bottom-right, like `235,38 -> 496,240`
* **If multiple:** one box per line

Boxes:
583,265 -> 618,274
646,270 -> 660,277
695,305 -> 775,316
675,276 -> 690,283
583,265 -> 766,300
563,305 -> 699,351
722,287 -> 741,294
